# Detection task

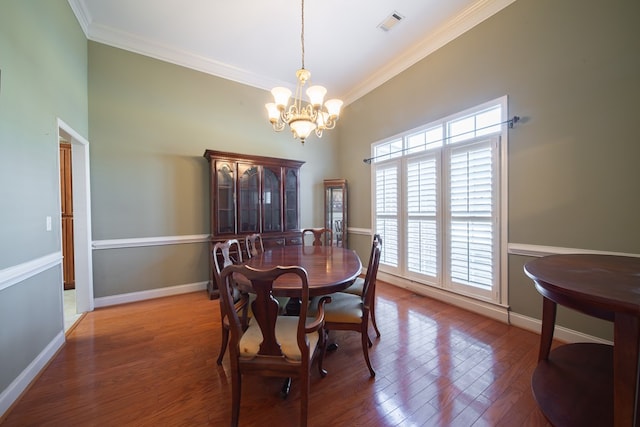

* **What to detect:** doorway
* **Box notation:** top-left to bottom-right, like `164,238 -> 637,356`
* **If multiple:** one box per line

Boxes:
58,119 -> 94,331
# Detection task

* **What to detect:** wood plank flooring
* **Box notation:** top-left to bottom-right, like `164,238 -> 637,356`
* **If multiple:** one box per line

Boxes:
1,282 -> 552,426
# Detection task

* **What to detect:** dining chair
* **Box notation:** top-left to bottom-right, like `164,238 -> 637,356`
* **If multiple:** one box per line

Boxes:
218,263 -> 331,427
213,239 -> 249,365
244,233 -> 264,258
309,238 -> 382,377
302,227 -> 334,246
245,233 -> 291,315
341,234 -> 383,338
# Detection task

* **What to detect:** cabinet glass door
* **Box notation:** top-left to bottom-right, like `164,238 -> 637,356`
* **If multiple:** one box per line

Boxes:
324,179 -> 347,247
216,161 -> 235,234
262,167 -> 282,232
238,163 -> 260,233
284,168 -> 299,231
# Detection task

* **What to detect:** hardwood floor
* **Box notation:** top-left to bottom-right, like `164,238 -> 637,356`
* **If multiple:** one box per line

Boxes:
1,282 -> 552,426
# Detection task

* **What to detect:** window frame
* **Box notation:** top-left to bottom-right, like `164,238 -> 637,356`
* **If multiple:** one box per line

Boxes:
370,96 -> 509,306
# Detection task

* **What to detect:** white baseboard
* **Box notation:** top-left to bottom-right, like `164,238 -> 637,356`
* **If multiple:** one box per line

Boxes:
508,312 -> 613,345
379,271 -> 510,323
94,281 -> 208,308
0,331 -> 65,418
380,271 -> 612,345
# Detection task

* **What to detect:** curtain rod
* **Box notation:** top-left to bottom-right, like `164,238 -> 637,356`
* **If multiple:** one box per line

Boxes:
362,115 -> 520,164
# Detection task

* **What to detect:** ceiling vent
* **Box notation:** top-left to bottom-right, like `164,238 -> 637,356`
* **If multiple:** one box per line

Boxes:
378,12 -> 404,32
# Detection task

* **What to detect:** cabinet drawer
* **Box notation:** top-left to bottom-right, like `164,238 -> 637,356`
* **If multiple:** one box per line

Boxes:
286,236 -> 302,246
264,238 -> 286,247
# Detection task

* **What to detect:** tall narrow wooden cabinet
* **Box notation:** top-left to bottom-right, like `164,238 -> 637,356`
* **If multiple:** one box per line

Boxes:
203,150 -> 305,298
60,143 -> 75,290
324,179 -> 347,248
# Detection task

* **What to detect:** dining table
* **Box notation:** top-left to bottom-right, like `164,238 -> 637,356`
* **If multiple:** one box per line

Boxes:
239,245 -> 363,297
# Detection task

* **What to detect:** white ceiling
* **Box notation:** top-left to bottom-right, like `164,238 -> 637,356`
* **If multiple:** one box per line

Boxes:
68,0 -> 514,105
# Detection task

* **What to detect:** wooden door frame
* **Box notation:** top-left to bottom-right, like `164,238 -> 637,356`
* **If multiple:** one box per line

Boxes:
58,119 -> 94,314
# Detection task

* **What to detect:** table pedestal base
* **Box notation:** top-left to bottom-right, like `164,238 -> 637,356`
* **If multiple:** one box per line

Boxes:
532,343 -> 613,426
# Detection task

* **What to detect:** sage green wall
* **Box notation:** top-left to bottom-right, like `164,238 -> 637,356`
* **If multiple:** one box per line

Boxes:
88,42 -> 339,297
337,0 -> 640,340
0,0 -> 87,394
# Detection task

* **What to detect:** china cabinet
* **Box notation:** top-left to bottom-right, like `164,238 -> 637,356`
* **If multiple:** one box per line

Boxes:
204,149 -> 305,298
324,179 -> 347,248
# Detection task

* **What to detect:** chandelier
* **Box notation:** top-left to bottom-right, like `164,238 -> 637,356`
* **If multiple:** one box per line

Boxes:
265,0 -> 343,144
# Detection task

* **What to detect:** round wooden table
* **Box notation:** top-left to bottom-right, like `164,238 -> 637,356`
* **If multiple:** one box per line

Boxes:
241,245 -> 362,297
524,254 -> 640,427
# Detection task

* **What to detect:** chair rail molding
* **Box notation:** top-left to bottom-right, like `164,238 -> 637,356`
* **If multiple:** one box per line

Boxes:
348,227 -> 371,236
92,234 -> 210,250
0,252 -> 61,292
508,243 -> 639,258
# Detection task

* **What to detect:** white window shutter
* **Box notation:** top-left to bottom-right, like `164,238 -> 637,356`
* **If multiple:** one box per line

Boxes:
406,155 -> 438,277
449,140 -> 495,290
375,165 -> 399,267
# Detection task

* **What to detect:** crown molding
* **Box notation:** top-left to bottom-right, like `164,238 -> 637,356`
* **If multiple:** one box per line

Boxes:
68,0 -> 516,104
67,0 -> 91,36
342,0 -> 517,104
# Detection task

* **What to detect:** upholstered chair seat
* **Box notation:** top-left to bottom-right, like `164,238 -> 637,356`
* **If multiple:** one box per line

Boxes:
239,316 -> 320,362
310,292 -> 362,324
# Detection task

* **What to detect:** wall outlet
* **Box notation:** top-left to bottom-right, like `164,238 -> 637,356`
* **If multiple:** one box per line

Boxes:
46,216 -> 52,231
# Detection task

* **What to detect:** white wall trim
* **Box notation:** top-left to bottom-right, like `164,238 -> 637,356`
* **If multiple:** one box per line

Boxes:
92,234 -> 210,250
58,118 -> 95,313
93,281 -> 208,308
347,227 -> 372,236
379,271 -> 510,324
509,312 -> 613,346
0,253 -> 61,292
508,243 -> 640,258
343,0 -> 517,103
0,331 -> 65,417
68,0 -> 515,106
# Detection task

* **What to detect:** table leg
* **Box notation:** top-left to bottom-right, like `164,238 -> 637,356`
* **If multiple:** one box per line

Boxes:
613,313 -> 640,427
538,296 -> 557,361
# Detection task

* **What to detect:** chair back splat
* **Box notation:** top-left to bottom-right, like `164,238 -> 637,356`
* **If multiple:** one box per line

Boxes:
244,232 -> 291,316
212,239 -> 246,365
245,233 -> 265,259
219,264 -> 331,427
302,227 -> 334,246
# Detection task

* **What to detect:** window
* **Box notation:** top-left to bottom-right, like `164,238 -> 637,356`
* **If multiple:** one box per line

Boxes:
371,97 -> 507,303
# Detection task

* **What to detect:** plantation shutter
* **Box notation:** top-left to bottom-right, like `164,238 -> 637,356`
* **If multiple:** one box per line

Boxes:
406,154 -> 438,278
375,163 -> 399,267
448,138 -> 496,291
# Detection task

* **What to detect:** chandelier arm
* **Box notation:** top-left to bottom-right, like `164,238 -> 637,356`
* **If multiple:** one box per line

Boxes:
321,118 -> 337,130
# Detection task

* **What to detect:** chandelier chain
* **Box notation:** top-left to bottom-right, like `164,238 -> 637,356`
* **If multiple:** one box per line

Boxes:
300,0 -> 305,69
